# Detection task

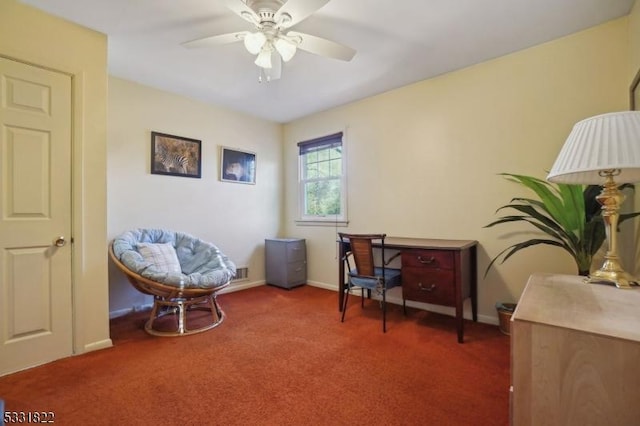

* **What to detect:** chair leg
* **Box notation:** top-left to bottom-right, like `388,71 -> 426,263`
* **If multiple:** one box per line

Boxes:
382,289 -> 387,333
341,284 -> 350,323
176,300 -> 187,334
403,298 -> 407,316
361,288 -> 365,308
209,294 -> 223,323
146,297 -> 161,332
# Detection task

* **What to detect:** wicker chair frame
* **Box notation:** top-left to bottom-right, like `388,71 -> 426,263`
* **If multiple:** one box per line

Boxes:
109,243 -> 230,337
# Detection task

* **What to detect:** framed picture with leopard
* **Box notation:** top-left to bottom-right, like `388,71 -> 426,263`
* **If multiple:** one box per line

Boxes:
220,146 -> 256,184
151,131 -> 202,178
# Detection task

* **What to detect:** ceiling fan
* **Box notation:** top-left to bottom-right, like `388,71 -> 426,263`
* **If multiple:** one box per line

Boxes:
182,0 -> 356,82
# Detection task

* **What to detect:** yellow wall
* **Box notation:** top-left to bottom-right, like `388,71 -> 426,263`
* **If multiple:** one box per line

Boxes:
284,18 -> 630,323
107,77 -> 283,314
630,1 -> 640,75
3,0 -> 636,338
0,0 -> 110,351
629,2 -> 640,274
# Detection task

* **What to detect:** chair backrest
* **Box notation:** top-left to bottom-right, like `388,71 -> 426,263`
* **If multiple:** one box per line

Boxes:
338,233 -> 386,277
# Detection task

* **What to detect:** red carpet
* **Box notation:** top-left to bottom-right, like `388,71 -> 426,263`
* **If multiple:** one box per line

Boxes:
0,285 -> 510,425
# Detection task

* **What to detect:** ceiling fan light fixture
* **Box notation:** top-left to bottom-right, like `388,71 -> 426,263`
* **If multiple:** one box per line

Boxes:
277,12 -> 292,27
184,0 -> 357,82
254,46 -> 273,69
275,37 -> 297,62
259,67 -> 275,83
243,31 -> 266,55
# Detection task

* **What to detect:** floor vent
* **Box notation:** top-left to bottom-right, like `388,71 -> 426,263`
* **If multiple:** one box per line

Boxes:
233,267 -> 249,282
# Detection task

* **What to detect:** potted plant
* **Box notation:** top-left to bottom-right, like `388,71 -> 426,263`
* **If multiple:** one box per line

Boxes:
485,173 -> 640,335
495,302 -> 517,335
485,173 -> 640,277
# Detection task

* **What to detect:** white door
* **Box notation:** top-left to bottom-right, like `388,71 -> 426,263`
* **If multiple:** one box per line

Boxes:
0,57 -> 72,376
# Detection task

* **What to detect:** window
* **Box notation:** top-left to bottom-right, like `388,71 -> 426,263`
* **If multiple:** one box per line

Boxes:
297,132 -> 347,225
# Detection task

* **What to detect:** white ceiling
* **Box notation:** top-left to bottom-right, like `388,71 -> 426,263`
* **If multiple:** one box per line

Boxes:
20,0 -> 636,123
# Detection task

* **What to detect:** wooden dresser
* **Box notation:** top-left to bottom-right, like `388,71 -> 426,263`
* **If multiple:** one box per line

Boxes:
511,273 -> 640,425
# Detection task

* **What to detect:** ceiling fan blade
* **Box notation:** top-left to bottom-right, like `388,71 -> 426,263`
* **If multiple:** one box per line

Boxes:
287,31 -> 355,61
225,0 -> 260,25
275,0 -> 330,28
182,31 -> 249,49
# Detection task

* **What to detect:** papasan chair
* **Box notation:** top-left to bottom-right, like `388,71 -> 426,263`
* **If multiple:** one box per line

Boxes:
109,228 -> 236,337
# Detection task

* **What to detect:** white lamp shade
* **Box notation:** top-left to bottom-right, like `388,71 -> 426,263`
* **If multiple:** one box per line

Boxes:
243,32 -> 266,55
274,38 -> 297,62
254,47 -> 273,69
547,111 -> 640,184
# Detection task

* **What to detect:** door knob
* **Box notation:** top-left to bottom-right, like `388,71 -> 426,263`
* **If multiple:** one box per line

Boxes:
54,236 -> 66,247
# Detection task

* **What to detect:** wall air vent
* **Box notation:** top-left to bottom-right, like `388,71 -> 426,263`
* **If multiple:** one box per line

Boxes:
233,267 -> 249,282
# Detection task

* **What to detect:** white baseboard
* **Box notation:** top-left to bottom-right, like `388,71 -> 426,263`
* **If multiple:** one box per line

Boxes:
219,279 -> 265,294
109,280 -> 500,326
308,281 -> 499,326
109,303 -> 154,319
109,307 -> 136,319
109,280 -> 266,319
83,339 -> 113,353
306,280 -> 335,291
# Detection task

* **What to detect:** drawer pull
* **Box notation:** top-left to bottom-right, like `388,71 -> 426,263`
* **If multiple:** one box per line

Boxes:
418,283 -> 436,292
418,256 -> 436,264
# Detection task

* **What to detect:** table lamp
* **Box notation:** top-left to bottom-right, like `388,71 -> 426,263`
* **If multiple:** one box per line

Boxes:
547,111 -> 640,288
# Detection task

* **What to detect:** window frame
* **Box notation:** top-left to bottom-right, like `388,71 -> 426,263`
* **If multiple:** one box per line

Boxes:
296,131 -> 348,226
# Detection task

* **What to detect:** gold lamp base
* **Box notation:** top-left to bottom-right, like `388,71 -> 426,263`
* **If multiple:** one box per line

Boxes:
586,170 -> 639,289
587,260 -> 639,289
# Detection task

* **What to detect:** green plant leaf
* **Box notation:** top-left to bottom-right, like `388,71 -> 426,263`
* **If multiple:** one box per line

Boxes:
501,174 -> 574,230
484,238 -> 566,277
485,173 -> 639,277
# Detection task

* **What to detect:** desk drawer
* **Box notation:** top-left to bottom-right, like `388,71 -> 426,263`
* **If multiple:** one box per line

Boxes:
402,267 -> 455,306
401,249 -> 453,270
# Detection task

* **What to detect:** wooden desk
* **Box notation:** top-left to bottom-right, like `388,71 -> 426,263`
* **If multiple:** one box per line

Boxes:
338,237 -> 478,342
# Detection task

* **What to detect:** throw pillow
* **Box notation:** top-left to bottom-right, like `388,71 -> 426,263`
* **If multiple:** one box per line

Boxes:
137,242 -> 181,274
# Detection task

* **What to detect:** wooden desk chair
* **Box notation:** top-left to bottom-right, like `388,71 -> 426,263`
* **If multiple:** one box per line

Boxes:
338,233 -> 402,332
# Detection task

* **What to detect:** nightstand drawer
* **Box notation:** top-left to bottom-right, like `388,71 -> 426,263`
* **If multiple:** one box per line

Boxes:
401,249 -> 453,270
402,267 -> 455,306
287,260 -> 306,284
286,241 -> 306,263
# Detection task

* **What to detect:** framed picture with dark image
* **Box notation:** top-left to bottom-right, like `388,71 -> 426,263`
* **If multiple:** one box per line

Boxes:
220,146 -> 256,184
151,131 -> 202,178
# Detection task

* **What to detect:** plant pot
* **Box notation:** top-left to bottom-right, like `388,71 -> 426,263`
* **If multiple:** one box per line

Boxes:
495,302 -> 517,335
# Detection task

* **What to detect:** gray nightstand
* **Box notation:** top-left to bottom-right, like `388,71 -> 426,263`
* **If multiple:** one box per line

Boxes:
265,238 -> 306,289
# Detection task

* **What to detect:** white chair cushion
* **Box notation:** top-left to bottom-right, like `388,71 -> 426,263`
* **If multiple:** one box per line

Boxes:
136,242 -> 181,274
113,228 -> 236,288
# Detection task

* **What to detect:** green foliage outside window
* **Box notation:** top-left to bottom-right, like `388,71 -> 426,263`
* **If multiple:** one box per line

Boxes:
305,180 -> 341,215
302,147 -> 342,217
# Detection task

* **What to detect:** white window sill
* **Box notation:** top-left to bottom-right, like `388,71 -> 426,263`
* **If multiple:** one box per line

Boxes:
295,219 -> 349,227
